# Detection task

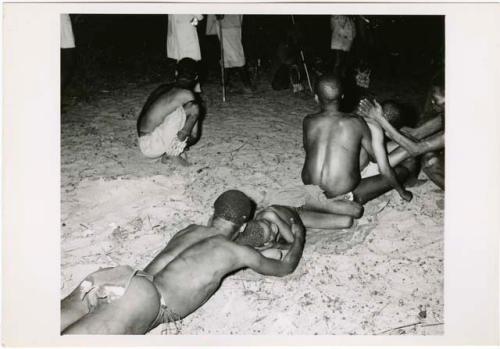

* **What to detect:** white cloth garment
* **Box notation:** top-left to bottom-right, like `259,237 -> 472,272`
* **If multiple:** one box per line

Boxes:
166,14 -> 203,61
330,15 -> 356,52
61,14 -> 75,49
138,107 -> 187,158
206,15 -> 245,68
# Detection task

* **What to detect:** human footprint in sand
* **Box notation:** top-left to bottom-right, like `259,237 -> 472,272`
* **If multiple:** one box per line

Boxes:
137,57 -> 203,167
61,190 -> 305,334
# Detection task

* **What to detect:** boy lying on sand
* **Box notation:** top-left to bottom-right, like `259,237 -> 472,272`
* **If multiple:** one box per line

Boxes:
137,58 -> 202,167
265,75 -> 416,230
61,190 -> 305,334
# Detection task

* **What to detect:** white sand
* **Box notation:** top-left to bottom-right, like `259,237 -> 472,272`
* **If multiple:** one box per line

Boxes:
61,80 -> 443,335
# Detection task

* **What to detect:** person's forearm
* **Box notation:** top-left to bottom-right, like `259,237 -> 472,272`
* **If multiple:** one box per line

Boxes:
282,235 -> 305,272
377,117 -> 420,154
408,115 -> 443,140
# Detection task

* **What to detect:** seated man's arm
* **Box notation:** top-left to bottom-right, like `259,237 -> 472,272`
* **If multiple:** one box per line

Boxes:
185,121 -> 200,147
359,99 -> 421,156
241,221 -> 305,277
363,120 -> 412,202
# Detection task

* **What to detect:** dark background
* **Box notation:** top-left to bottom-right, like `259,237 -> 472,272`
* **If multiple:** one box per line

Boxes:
65,14 -> 444,106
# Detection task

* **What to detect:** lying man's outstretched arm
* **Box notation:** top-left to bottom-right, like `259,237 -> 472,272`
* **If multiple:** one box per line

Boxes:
241,221 -> 305,277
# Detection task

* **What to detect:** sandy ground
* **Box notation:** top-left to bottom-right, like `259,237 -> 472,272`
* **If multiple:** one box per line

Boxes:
61,75 -> 444,335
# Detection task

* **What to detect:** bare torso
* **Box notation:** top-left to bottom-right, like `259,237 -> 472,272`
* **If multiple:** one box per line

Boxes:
301,110 -> 371,197
152,236 -> 243,318
137,85 -> 194,136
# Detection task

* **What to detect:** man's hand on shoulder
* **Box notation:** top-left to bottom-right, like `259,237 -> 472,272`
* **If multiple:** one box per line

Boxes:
358,98 -> 384,122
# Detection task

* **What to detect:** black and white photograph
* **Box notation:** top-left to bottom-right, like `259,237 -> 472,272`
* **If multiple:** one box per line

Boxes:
59,13 -> 445,335
2,2 -> 499,347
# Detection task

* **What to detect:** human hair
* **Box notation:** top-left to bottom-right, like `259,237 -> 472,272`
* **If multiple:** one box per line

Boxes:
381,100 -> 404,129
176,58 -> 198,89
213,190 -> 253,226
234,221 -> 266,247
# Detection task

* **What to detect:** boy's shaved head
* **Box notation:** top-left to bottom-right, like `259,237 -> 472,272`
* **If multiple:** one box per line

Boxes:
316,74 -> 342,103
235,221 -> 267,247
213,190 -> 253,226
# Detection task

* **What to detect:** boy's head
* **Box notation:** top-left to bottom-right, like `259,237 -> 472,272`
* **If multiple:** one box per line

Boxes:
381,100 -> 404,129
430,71 -> 445,113
176,58 -> 199,90
213,190 -> 253,226
315,74 -> 343,105
234,220 -> 277,248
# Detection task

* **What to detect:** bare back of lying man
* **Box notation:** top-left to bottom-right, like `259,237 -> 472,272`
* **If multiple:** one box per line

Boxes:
137,58 -> 202,167
300,75 -> 412,226
61,190 -> 305,334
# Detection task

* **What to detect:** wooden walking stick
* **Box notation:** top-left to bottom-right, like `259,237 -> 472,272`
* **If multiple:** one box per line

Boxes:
291,15 -> 313,93
218,17 -> 226,102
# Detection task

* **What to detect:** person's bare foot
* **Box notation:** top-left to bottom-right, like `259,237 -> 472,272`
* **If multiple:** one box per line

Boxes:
161,153 -> 190,167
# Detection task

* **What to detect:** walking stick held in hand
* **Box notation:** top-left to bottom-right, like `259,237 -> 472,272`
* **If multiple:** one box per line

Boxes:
291,15 -> 313,94
217,16 -> 226,102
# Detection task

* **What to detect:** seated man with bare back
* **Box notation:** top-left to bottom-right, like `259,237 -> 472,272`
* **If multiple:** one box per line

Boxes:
265,75 -> 413,230
137,58 -> 203,167
60,190 -> 305,335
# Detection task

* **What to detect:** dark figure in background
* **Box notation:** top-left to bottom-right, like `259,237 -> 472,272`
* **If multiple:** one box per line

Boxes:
61,190 -> 305,334
329,15 -> 356,78
271,25 -> 305,93
137,58 -> 203,167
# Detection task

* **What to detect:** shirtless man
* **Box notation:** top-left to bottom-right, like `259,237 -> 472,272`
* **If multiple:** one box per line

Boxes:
61,190 -> 305,334
137,57 -> 202,167
357,74 -> 445,190
263,75 -> 413,230
300,75 -> 412,219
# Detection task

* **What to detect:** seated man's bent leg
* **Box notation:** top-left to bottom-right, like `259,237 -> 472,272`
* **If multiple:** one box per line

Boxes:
304,197 -> 363,219
421,151 -> 445,190
299,210 -> 354,230
353,159 -> 418,205
62,275 -> 161,335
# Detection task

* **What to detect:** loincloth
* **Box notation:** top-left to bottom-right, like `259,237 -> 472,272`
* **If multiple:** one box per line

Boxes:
263,184 -> 353,209
138,107 -> 187,158
78,265 -> 181,332
361,161 -> 379,179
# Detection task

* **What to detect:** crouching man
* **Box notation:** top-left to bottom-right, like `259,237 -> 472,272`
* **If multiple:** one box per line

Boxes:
137,57 -> 203,167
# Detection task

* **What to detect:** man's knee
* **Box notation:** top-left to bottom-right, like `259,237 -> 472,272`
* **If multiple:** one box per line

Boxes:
350,201 -> 364,219
336,215 -> 354,229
